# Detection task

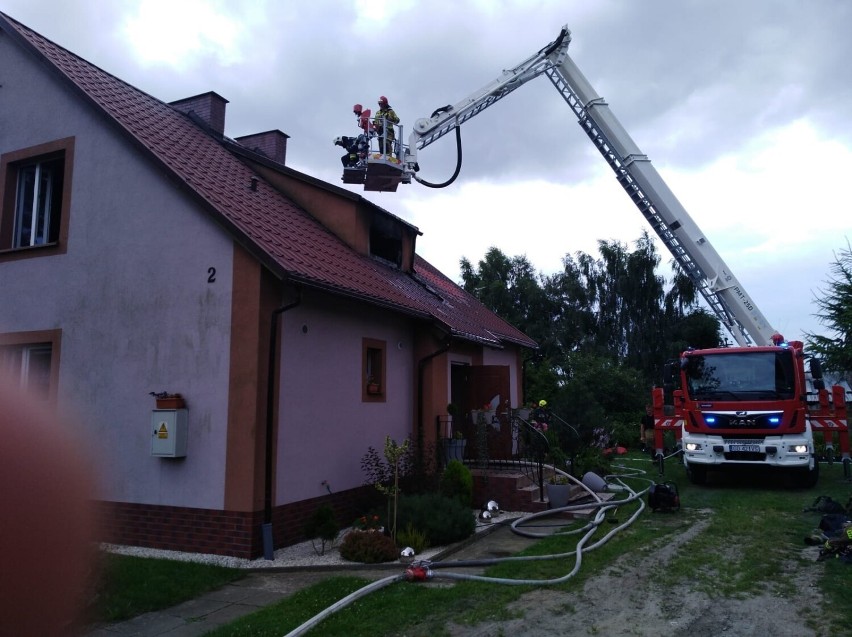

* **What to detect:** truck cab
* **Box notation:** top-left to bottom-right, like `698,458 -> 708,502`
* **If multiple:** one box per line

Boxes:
666,341 -> 819,486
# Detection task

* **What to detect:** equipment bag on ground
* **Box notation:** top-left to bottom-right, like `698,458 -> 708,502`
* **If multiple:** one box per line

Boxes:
649,482 -> 680,512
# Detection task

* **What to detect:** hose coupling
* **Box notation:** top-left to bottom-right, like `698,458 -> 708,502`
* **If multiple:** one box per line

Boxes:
404,565 -> 433,582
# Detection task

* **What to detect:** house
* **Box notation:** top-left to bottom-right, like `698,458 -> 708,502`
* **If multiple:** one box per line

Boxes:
0,12 -> 536,559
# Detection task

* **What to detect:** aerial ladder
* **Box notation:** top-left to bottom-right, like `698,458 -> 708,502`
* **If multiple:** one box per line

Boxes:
345,26 -> 849,482
387,26 -> 773,347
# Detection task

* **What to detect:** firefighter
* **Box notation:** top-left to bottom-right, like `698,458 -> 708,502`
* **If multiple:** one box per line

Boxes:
353,103 -> 373,134
373,96 -> 399,157
531,399 -> 549,431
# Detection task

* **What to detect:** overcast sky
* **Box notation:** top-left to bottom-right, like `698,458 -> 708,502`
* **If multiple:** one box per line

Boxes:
4,0 -> 850,344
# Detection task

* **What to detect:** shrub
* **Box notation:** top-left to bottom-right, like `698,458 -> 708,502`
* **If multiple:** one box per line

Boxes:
396,493 -> 475,547
339,530 -> 399,563
302,505 -> 339,556
439,460 -> 473,507
573,445 -> 611,477
396,522 -> 429,553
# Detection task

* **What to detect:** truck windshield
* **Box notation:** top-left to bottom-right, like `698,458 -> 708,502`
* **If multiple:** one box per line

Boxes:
684,351 -> 796,401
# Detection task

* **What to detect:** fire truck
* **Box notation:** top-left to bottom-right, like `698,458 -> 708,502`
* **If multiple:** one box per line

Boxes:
345,26 -> 850,486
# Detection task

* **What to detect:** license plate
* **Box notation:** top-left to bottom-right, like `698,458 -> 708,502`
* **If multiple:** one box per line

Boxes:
730,444 -> 760,452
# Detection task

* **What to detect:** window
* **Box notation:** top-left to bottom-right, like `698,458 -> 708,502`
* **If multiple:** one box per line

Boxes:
0,138 -> 74,260
14,157 -> 64,247
0,330 -> 61,402
684,351 -> 795,400
362,338 -> 386,402
369,216 -> 402,267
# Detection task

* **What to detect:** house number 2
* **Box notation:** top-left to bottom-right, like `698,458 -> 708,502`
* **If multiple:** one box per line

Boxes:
207,267 -> 216,283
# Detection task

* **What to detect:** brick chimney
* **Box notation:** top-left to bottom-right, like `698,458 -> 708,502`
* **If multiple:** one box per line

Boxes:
235,130 -> 290,165
169,91 -> 228,135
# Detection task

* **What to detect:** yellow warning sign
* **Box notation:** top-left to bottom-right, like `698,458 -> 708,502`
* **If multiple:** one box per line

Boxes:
157,422 -> 169,439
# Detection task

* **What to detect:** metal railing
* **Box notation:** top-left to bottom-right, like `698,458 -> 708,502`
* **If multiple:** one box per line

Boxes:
435,408 -> 580,503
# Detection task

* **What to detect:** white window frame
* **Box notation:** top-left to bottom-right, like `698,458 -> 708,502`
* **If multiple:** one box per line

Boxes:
0,330 -> 61,402
0,137 -> 74,261
14,159 -> 58,248
1,343 -> 51,395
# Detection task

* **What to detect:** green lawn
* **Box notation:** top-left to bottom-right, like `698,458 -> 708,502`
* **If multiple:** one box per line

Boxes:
89,553 -> 245,623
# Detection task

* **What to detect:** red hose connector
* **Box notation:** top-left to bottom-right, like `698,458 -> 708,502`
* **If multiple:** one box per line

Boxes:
404,565 -> 433,582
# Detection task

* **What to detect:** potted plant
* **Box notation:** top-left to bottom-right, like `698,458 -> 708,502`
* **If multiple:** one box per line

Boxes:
545,472 -> 573,508
445,403 -> 459,436
366,377 -> 381,395
444,430 -> 467,464
446,402 -> 460,422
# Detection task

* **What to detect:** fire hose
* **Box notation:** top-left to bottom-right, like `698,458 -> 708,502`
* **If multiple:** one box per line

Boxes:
283,465 -> 654,637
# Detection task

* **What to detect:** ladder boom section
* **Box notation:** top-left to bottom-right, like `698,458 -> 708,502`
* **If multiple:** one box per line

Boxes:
546,53 -> 776,346
405,27 -> 573,166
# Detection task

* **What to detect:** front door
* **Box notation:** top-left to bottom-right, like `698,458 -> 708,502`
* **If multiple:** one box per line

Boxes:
465,365 -> 511,461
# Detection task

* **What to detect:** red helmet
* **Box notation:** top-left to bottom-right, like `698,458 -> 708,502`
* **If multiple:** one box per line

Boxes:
353,103 -> 363,114
378,96 -> 388,105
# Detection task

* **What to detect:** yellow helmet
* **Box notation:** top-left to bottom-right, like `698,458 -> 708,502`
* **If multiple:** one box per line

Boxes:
539,399 -> 547,407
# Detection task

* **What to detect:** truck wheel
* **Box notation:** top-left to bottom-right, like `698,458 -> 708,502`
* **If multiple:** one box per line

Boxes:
686,463 -> 707,485
798,459 -> 820,488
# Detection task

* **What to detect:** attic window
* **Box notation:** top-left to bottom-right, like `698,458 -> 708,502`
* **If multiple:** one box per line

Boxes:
369,217 -> 402,266
0,138 -> 74,261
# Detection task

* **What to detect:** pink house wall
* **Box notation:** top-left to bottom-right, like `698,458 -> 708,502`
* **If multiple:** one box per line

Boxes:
0,33 -> 235,511
276,291 -> 415,505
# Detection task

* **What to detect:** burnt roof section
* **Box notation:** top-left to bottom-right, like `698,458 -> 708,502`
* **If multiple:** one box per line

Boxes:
0,12 -> 536,350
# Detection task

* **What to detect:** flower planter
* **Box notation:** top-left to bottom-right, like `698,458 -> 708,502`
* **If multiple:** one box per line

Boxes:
156,395 -> 185,409
443,438 -> 467,464
366,383 -> 381,395
545,483 -> 572,509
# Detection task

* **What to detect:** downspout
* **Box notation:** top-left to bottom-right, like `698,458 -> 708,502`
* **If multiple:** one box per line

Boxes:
262,289 -> 301,560
417,338 -> 451,464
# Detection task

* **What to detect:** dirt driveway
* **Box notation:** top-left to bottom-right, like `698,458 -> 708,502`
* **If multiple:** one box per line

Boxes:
443,512 -> 829,637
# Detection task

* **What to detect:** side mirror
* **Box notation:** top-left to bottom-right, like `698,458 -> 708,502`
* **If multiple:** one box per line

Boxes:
809,358 -> 823,380
810,358 -> 825,390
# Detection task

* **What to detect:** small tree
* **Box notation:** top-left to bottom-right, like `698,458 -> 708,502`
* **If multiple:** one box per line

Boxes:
303,505 -> 339,556
367,436 -> 411,543
807,241 -> 852,379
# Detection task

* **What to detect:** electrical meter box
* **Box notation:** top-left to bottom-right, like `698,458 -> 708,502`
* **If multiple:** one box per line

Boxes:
151,409 -> 188,457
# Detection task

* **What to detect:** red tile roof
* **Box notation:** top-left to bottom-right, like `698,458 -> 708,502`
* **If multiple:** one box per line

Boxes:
0,12 -> 536,350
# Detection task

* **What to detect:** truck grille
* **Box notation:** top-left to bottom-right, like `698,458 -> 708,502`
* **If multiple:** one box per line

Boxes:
703,413 -> 784,429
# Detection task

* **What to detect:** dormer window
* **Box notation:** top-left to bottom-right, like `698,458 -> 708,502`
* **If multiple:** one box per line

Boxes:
369,215 -> 402,267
